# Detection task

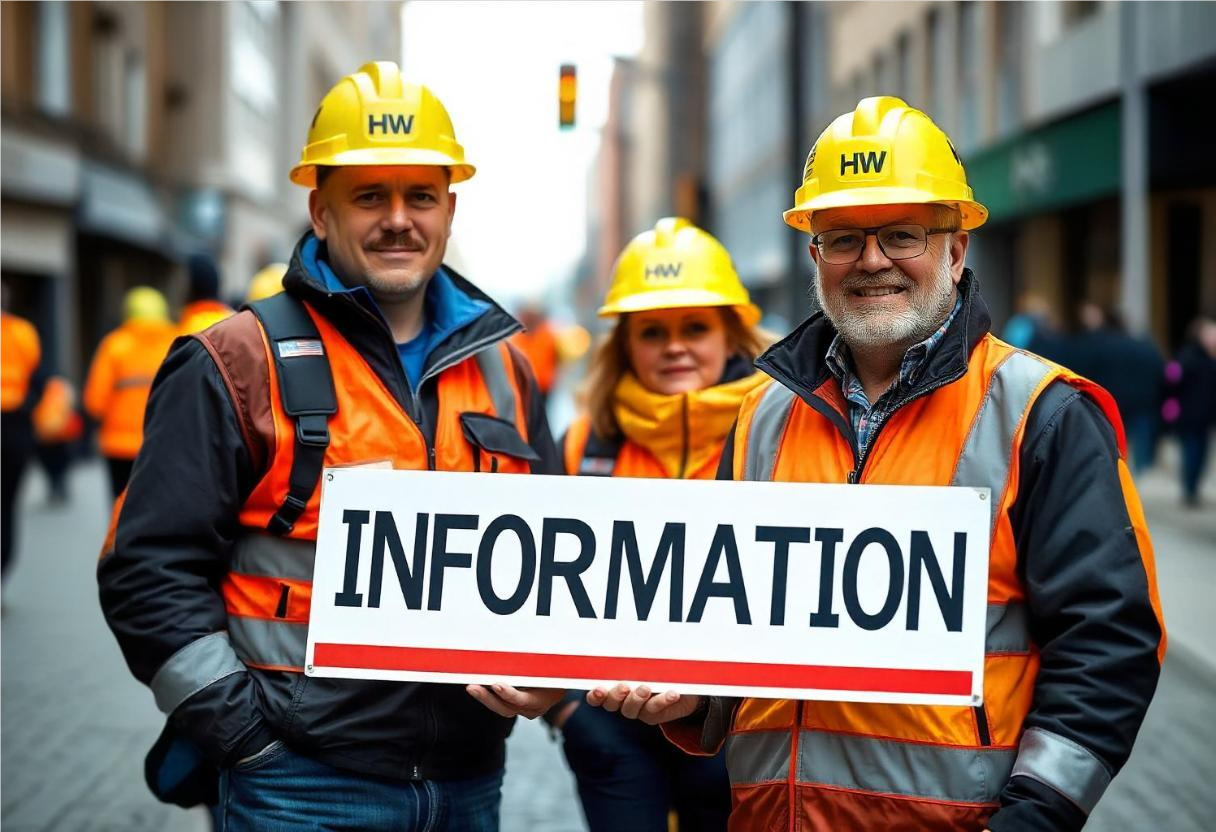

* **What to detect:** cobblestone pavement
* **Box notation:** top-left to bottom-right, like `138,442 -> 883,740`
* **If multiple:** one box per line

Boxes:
2,443 -> 1211,831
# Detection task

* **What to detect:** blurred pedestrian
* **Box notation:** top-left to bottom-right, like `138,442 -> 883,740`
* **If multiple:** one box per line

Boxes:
83,286 -> 177,498
1,281 -> 45,581
509,304 -> 560,405
98,62 -> 561,828
591,96 -> 1163,832
179,253 -> 234,335
1170,316 -> 1216,507
32,375 -> 84,505
1069,303 -> 1165,473
553,217 -> 767,831
1002,292 -> 1069,364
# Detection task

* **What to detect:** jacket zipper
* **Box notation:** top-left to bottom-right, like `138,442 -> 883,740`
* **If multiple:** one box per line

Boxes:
843,366 -> 968,484
414,324 -> 521,472
677,394 -> 690,478
337,298 -> 518,471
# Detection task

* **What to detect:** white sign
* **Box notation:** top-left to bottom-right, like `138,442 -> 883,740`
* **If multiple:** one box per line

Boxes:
306,470 -> 991,706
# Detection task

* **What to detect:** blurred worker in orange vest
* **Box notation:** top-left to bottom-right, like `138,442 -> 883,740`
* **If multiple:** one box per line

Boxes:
33,375 -> 84,505
1,280 -> 45,580
178,253 -> 233,335
84,286 -> 178,498
510,304 -> 560,400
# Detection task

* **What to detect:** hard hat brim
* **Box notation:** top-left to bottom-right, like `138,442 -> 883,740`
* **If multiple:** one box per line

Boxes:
784,187 -> 988,233
291,149 -> 475,188
598,289 -> 761,327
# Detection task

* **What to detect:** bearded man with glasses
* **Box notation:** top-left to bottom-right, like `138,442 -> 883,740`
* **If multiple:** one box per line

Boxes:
591,97 -> 1165,832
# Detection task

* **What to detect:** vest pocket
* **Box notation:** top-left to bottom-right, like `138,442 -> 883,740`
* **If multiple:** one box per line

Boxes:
459,412 -> 541,472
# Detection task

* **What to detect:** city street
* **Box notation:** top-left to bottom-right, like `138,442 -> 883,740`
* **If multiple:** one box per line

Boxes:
2,447 -> 1212,831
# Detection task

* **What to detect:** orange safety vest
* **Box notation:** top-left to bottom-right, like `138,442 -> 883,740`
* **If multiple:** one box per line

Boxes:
666,334 -> 1162,831
1,311 -> 41,412
33,376 -> 83,444
509,323 -> 559,394
83,319 -> 179,459
216,301 -> 534,673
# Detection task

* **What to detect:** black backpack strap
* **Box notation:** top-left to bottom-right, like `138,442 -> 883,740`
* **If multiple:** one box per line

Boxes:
578,431 -> 623,477
247,294 -> 337,536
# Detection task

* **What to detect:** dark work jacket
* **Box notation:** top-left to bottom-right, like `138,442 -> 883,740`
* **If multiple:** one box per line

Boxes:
98,234 -> 561,781
712,273 -> 1164,831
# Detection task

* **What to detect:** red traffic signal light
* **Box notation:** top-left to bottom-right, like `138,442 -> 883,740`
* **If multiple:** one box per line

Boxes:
559,64 -> 576,129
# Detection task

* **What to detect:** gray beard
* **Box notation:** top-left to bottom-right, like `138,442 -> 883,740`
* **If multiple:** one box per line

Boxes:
812,250 -> 957,352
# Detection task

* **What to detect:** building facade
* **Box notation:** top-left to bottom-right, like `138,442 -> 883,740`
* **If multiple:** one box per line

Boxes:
1,0 -> 400,381
588,0 -> 1215,350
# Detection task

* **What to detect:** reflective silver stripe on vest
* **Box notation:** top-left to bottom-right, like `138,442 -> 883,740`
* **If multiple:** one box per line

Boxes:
149,631 -> 246,715
986,602 -> 1030,653
951,351 -> 1054,531
231,534 -> 317,581
725,729 -> 791,784
743,383 -> 797,481
796,729 -> 1016,803
1011,726 -> 1111,814
475,345 -> 517,422
726,730 -> 1016,802
228,615 -> 308,670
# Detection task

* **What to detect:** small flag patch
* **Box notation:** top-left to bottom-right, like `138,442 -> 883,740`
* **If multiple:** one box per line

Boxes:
278,339 -> 324,358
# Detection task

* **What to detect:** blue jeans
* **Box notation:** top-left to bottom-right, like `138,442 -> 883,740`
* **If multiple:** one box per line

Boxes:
1180,428 -> 1210,503
218,740 -> 504,831
560,703 -> 730,832
1124,413 -> 1158,475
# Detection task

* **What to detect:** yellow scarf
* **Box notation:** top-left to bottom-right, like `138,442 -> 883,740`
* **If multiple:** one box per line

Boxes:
612,369 -> 768,478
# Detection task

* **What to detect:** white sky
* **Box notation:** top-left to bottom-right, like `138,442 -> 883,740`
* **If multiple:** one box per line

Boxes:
401,1 -> 644,308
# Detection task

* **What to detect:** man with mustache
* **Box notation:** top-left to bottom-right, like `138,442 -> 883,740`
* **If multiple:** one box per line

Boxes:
98,62 -> 562,829
591,97 -> 1165,831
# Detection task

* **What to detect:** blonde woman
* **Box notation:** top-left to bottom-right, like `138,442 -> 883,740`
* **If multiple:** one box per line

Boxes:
552,217 -> 771,831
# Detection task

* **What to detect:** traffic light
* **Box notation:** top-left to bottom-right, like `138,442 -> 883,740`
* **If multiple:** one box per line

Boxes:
559,64 -> 576,129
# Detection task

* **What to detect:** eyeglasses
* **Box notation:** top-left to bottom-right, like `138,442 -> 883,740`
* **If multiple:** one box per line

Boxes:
811,223 -> 956,265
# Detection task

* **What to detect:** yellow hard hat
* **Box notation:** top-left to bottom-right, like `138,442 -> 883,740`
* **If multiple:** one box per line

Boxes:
290,61 -> 474,188
598,218 -> 761,326
784,96 -> 987,233
123,286 -> 169,323
246,262 -> 288,302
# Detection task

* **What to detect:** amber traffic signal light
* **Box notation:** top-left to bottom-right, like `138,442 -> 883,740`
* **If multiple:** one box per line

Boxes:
559,64 -> 576,129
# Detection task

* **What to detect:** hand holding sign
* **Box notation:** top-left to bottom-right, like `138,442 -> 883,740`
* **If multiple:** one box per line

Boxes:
466,683 -> 566,719
587,684 -> 700,725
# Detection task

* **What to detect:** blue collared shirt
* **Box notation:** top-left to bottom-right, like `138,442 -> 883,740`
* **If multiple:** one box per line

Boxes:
824,295 -> 963,452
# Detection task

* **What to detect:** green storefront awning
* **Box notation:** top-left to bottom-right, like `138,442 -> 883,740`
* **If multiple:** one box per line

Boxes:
965,101 -> 1121,224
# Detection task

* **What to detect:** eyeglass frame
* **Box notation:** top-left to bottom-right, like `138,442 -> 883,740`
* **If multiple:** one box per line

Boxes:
809,223 -> 959,265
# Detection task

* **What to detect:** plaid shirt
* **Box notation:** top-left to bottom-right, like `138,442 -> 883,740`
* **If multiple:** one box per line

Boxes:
824,296 -> 963,453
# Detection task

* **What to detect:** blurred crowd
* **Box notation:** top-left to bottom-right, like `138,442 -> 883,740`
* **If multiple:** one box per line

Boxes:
1003,297 -> 1216,506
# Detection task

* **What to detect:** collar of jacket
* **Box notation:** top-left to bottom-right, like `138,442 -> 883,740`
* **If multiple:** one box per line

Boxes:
613,358 -> 769,478
280,232 -> 523,390
754,268 -> 992,409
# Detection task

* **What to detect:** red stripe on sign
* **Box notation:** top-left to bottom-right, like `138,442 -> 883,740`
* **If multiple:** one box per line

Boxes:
312,644 -> 972,696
